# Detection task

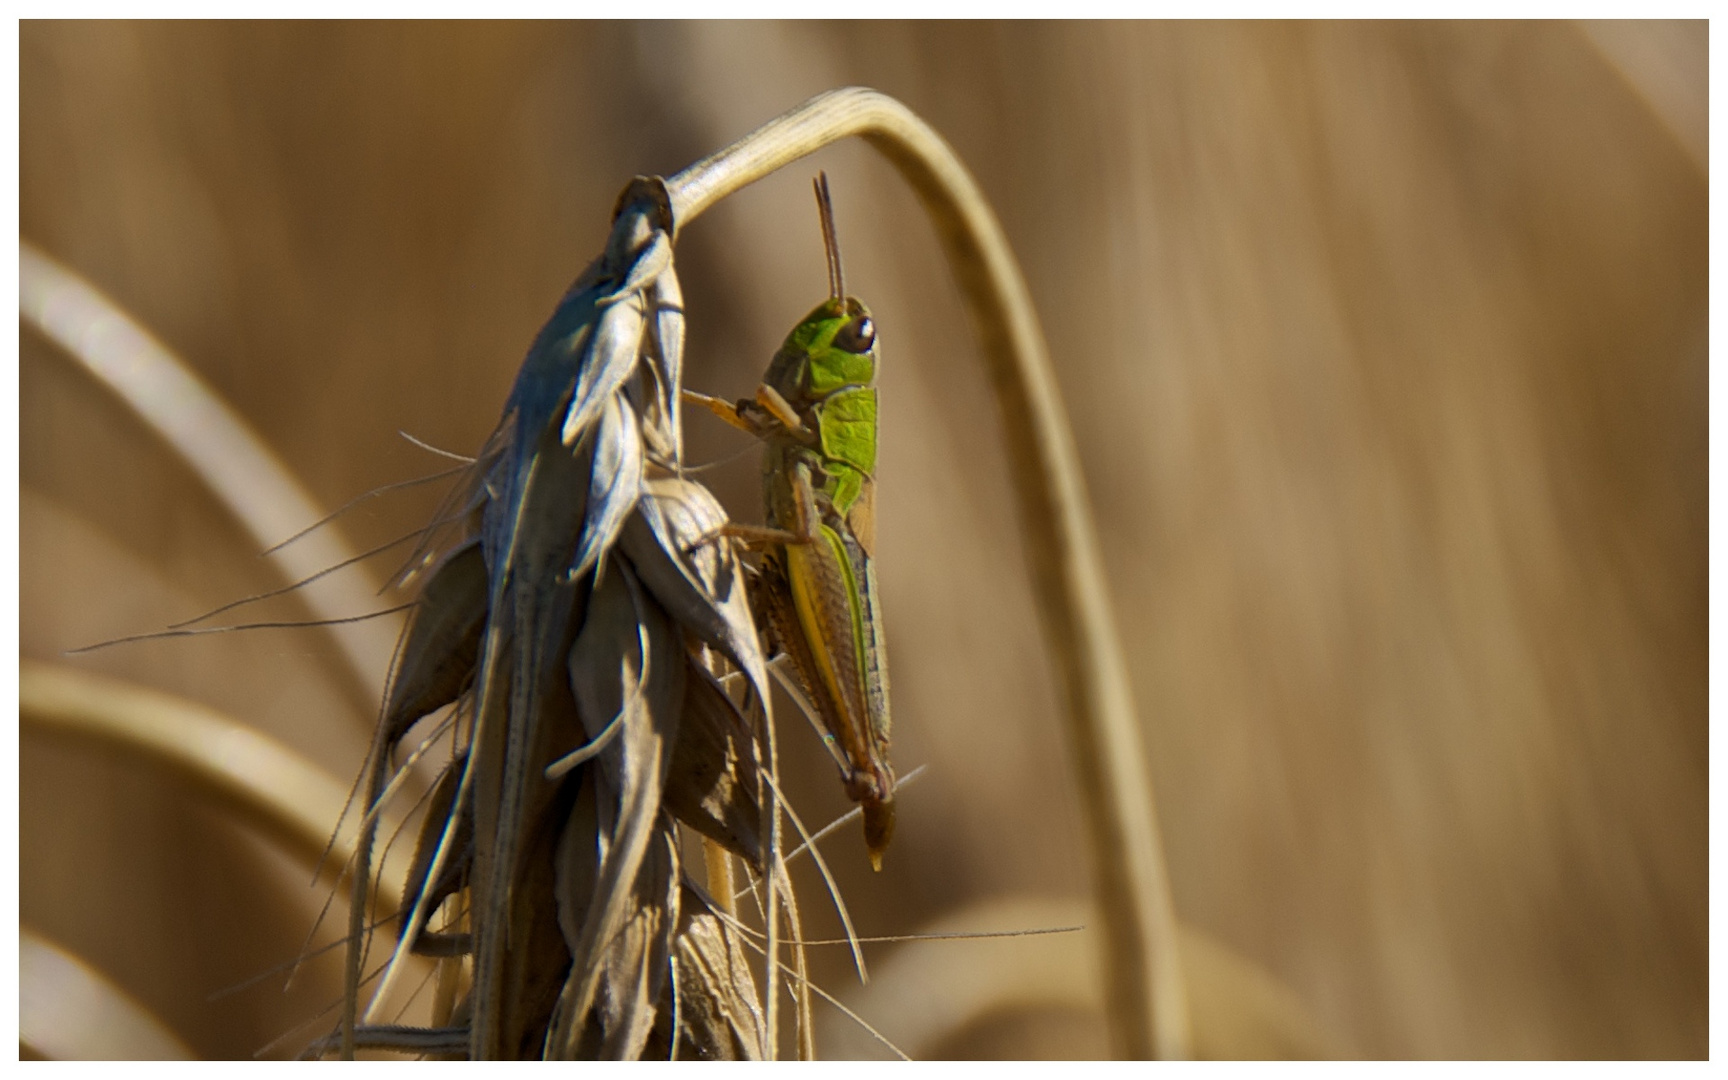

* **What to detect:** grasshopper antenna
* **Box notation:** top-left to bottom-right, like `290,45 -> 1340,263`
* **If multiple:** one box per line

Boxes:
814,171 -> 844,301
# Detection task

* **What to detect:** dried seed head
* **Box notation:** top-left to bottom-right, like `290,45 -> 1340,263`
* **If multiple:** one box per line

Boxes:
346,175 -> 782,1061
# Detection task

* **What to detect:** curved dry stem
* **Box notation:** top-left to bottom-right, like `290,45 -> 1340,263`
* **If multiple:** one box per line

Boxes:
665,87 -> 1189,1058
819,896 -> 1336,1060
19,244 -> 402,708
19,659 -> 413,897
21,929 -> 196,1060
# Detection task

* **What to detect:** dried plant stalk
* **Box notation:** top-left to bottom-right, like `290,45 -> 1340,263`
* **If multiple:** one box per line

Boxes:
19,245 -> 402,707
821,896 -> 1335,1060
22,929 -> 196,1060
20,659 -> 410,890
22,660 -> 440,1059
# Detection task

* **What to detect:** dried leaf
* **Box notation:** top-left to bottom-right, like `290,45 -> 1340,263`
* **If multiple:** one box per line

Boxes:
654,885 -> 766,1061
569,393 -> 643,584
468,417 -> 594,1057
382,540 -> 486,743
574,825 -> 679,1059
495,788 -> 577,1060
619,477 -> 768,709
562,290 -> 646,448
553,767 -> 601,950
647,268 -> 685,463
547,561 -> 684,1056
663,656 -> 762,868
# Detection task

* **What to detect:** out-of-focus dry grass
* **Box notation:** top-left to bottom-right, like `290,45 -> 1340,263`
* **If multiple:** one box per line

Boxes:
19,21 -> 1705,1058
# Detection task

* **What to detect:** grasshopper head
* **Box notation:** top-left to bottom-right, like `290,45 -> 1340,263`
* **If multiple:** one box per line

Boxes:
764,171 -> 879,405
774,296 -> 877,402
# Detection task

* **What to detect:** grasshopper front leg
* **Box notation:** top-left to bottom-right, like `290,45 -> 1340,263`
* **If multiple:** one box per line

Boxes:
681,386 -> 815,441
680,389 -> 756,436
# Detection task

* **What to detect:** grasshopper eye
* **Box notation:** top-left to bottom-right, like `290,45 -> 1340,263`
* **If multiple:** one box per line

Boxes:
832,315 -> 875,354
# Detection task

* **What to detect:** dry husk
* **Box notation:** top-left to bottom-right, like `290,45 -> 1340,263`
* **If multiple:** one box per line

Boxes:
337,177 -> 792,1060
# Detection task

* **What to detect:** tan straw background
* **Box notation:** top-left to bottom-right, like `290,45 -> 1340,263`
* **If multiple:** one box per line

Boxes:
20,21 -> 1705,1058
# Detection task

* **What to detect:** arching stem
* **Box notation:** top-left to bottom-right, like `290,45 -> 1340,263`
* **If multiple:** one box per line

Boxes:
663,87 -> 1190,1060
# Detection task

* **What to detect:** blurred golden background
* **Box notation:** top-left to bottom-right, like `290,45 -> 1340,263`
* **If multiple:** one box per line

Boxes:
20,21 -> 1705,1058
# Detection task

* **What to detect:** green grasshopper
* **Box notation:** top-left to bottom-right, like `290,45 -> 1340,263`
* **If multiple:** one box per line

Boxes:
683,173 -> 895,870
